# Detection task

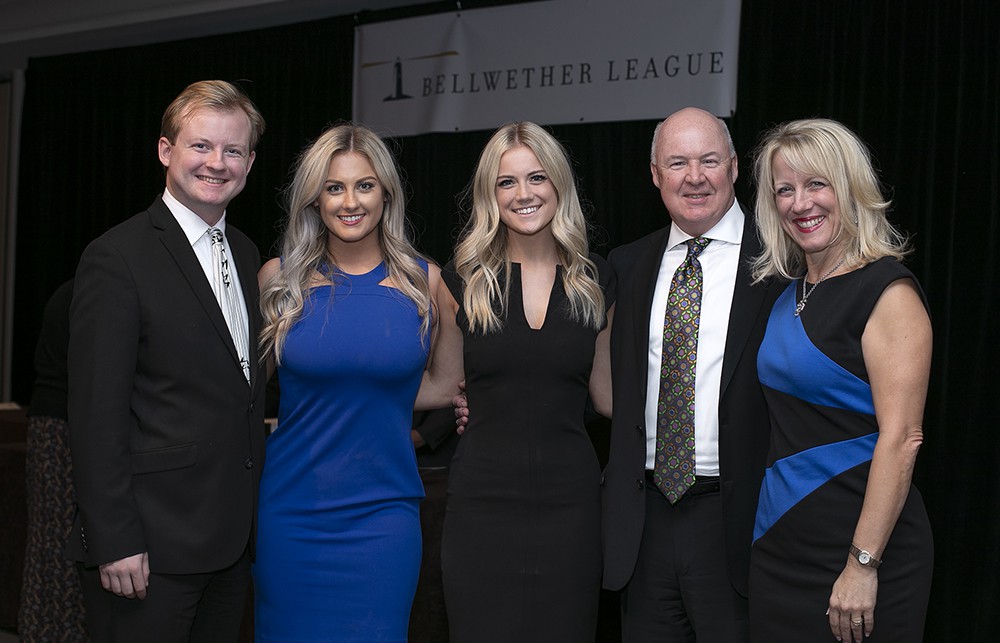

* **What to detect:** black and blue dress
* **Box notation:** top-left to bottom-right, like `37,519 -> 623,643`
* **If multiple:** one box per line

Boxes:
749,257 -> 932,640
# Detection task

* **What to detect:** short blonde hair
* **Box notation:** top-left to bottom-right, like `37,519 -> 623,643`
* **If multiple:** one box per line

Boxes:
161,80 -> 266,150
751,118 -> 909,282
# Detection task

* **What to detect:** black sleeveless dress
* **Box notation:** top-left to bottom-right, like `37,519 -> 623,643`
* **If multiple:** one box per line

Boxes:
749,257 -> 933,641
441,256 -> 614,643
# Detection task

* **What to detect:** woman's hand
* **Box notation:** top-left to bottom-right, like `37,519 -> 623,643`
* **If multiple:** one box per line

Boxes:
827,559 -> 878,641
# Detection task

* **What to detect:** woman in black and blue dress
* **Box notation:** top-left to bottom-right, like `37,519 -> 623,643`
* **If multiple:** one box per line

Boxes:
748,118 -> 932,642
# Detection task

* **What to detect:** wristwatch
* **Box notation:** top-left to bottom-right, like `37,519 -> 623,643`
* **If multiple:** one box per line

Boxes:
849,544 -> 882,569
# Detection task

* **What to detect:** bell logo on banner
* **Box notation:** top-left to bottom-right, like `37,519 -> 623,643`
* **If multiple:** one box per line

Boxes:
354,0 -> 742,136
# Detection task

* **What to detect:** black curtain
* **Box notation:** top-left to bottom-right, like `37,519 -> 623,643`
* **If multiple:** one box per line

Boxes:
12,0 -> 999,639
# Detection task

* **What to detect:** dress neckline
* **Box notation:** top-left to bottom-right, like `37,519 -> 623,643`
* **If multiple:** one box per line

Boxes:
316,261 -> 387,288
510,263 -> 561,332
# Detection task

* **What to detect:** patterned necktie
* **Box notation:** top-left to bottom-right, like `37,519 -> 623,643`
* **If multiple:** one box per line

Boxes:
654,236 -> 710,503
208,228 -> 251,384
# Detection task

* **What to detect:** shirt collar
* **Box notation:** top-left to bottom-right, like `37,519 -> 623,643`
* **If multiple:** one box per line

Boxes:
667,199 -> 744,251
161,187 -> 227,246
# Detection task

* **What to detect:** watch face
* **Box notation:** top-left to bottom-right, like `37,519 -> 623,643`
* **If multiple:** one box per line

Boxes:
858,551 -> 872,565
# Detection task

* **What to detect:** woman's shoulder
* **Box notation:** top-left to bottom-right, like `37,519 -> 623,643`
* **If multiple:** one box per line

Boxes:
861,256 -> 927,312
424,259 -> 442,290
829,257 -> 925,320
864,255 -> 914,277
259,256 -> 282,283
855,256 -> 921,292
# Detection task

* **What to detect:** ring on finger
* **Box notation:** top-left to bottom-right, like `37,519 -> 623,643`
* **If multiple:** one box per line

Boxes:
851,618 -> 863,626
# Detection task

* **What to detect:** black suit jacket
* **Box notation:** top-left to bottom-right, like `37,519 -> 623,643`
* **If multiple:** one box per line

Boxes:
67,196 -> 266,575
601,208 -> 781,597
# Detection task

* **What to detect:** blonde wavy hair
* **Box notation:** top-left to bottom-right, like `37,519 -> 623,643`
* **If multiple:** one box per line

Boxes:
454,122 -> 604,334
751,118 -> 910,282
259,124 -> 431,363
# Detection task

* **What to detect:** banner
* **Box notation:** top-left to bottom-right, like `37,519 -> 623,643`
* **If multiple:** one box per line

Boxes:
353,0 -> 742,136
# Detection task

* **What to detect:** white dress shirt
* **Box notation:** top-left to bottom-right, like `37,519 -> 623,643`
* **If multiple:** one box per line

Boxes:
161,188 -> 250,340
643,201 -> 744,476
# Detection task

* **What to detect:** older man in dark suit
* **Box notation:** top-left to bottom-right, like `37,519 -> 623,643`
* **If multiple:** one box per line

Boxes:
68,80 -> 267,641
602,107 -> 781,642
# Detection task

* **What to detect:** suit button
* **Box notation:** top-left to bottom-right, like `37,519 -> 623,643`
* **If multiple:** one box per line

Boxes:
249,403 -> 255,413
635,478 -> 644,489
244,458 -> 254,469
635,424 -> 643,433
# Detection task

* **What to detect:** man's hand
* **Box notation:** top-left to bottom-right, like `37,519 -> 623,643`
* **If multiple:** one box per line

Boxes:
100,552 -> 150,599
453,381 -> 469,435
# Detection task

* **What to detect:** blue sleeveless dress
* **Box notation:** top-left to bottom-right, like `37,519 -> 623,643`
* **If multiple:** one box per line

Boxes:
749,257 -> 932,640
253,261 -> 428,642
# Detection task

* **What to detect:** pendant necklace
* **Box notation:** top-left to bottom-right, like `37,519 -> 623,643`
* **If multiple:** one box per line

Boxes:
794,257 -> 846,317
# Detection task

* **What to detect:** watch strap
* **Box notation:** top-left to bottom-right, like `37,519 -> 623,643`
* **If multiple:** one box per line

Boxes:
849,544 -> 882,569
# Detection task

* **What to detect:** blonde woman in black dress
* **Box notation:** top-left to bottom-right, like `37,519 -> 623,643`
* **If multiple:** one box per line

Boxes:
420,122 -> 614,642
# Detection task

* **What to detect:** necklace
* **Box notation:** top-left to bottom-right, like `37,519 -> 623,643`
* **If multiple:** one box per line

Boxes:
794,257 -> 846,317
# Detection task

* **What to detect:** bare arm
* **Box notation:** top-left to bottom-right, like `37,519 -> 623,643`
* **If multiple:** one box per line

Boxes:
414,264 -> 464,410
827,279 -> 932,641
589,303 -> 615,417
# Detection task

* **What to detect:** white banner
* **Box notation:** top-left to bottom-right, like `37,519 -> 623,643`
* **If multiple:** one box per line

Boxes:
353,0 -> 742,136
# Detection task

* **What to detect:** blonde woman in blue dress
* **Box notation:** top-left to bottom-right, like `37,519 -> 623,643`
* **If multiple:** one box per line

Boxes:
253,124 -> 455,642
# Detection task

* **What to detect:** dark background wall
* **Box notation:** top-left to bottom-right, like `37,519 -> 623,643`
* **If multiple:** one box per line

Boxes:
10,0 -> 999,638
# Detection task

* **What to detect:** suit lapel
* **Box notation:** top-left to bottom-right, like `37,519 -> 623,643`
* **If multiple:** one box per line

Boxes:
630,228 -> 672,381
148,198 -> 244,372
720,211 -> 773,396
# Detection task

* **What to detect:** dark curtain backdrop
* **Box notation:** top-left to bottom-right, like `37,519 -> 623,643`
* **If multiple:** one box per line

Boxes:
11,0 -> 999,639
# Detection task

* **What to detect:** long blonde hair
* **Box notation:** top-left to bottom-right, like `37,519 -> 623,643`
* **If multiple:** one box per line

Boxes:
751,118 -> 910,282
454,122 -> 604,334
260,124 -> 431,362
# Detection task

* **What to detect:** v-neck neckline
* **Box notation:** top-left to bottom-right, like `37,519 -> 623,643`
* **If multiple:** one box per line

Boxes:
512,262 -> 559,331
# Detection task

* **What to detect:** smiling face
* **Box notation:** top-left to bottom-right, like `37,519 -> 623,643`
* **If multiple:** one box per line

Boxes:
316,151 -> 385,253
494,145 -> 558,240
771,151 -> 845,261
650,108 -> 738,237
157,107 -> 255,225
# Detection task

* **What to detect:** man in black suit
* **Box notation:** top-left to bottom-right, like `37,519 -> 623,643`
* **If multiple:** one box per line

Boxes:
602,107 -> 781,641
68,80 -> 267,641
